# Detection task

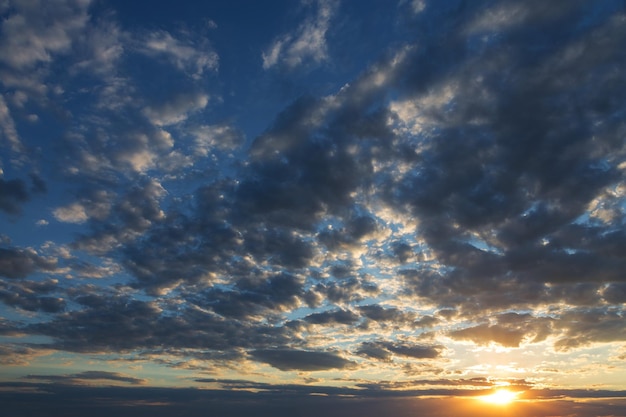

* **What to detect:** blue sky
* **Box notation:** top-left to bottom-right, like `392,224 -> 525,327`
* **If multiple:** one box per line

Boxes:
1,0 -> 626,415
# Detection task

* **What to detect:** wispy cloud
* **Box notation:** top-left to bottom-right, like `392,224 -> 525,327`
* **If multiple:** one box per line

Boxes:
262,0 -> 337,70
139,30 -> 219,78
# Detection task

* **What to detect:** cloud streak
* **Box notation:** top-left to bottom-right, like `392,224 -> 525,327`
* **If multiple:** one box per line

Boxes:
262,0 -> 336,70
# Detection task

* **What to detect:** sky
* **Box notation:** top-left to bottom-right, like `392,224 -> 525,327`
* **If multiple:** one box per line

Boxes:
1,0 -> 626,416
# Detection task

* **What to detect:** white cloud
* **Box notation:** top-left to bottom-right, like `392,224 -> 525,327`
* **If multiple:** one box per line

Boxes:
192,123 -> 245,155
388,79 -> 460,136
120,148 -> 156,173
465,3 -> 528,35
143,93 -> 209,127
0,94 -> 22,153
116,134 -> 158,173
115,130 -> 173,173
53,203 -> 89,224
411,0 -> 426,14
0,0 -> 91,70
0,0 -> 92,98
262,39 -> 286,70
140,30 -> 219,78
262,0 -> 336,70
52,190 -> 114,224
74,19 -> 124,77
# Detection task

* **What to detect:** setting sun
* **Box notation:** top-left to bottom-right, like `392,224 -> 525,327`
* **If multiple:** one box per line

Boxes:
478,389 -> 520,405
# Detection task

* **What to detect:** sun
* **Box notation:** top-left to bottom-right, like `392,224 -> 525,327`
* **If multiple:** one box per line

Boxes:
478,388 -> 519,405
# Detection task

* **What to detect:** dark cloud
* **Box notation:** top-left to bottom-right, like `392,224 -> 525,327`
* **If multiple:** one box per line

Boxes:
356,341 -> 392,361
0,247 -> 57,280
28,293 -> 292,355
29,173 -> 47,194
0,344 -> 40,365
302,308 -> 360,326
243,227 -> 315,269
250,349 -> 355,371
318,215 -> 379,250
391,241 -> 414,263
357,305 -> 417,325
554,308 -> 626,351
357,341 -> 443,361
379,0 -> 626,313
71,180 -> 167,259
0,279 -> 65,312
356,377 -> 497,390
39,0 -> 625,366
238,93 -> 376,232
189,273 -> 304,320
384,342 -> 443,359
0,178 -> 29,214
1,382 -> 624,417
449,313 -> 553,347
25,371 -> 146,385
449,323 -> 526,348
602,282 -> 626,304
0,317 -> 20,336
313,275 -> 379,305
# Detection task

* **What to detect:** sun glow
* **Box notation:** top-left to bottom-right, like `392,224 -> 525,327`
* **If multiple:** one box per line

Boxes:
478,388 -> 519,405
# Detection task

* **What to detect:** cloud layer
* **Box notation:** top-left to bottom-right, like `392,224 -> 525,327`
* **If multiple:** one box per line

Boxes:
0,0 -> 625,410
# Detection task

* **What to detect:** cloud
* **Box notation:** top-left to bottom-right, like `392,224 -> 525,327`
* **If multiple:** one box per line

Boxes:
465,0 -> 588,35
25,370 -> 146,385
0,95 -> 22,154
0,279 -> 65,312
262,0 -> 336,70
447,312 -> 556,348
1,382 -> 625,417
381,1 -> 626,316
186,272 -> 305,319
318,215 -> 380,250
0,247 -> 57,280
357,341 -> 443,361
73,18 -> 124,76
53,203 -> 89,224
1,0 -> 626,395
302,308 -> 360,325
410,0 -> 426,14
0,178 -> 29,214
0,0 -> 90,70
0,2 -> 221,184
71,180 -> 166,254
554,308 -> 626,351
0,0 -> 91,104
449,324 -> 526,348
142,92 -> 209,127
0,174 -> 46,215
26,288 -> 297,356
251,349 -> 355,371
0,344 -> 46,366
357,305 -> 417,324
77,0 -> 626,366
192,123 -> 245,155
139,30 -> 218,78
